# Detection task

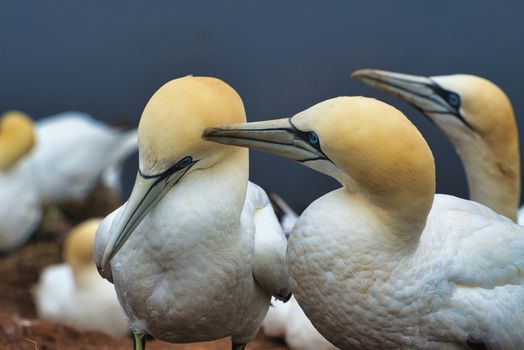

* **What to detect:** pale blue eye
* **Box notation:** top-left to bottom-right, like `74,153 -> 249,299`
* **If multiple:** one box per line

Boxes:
447,92 -> 460,107
309,132 -> 319,145
178,156 -> 193,167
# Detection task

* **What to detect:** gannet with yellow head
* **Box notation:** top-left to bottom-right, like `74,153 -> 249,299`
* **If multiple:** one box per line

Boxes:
352,69 -> 520,223
0,111 -> 35,171
204,96 -> 524,349
0,111 -> 41,250
94,76 -> 289,350
34,218 -> 129,336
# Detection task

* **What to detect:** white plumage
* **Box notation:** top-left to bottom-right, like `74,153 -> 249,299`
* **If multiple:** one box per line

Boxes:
0,111 -> 40,250
97,180 -> 288,343
0,111 -> 137,251
263,298 -> 292,338
289,191 -> 524,349
205,96 -> 524,349
0,159 -> 41,250
94,76 -> 289,349
264,297 -> 338,350
263,194 -> 338,350
34,219 -> 129,337
34,264 -> 129,337
285,297 -> 338,350
34,112 -> 137,202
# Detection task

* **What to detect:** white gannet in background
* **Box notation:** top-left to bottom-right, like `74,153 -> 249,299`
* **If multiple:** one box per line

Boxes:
264,193 -> 338,350
270,193 -> 299,239
33,218 -> 129,336
352,69 -> 521,223
0,111 -> 41,250
34,111 -> 138,203
205,96 -> 524,349
94,76 -> 290,350
264,296 -> 338,350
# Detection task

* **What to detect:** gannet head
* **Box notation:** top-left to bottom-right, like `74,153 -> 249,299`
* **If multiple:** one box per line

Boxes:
204,97 -> 435,230
353,69 -> 520,220
101,76 -> 246,268
352,69 -> 518,164
0,111 -> 35,172
64,218 -> 102,280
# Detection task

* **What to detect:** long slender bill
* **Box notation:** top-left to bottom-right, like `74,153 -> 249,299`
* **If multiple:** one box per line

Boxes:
203,118 -> 325,163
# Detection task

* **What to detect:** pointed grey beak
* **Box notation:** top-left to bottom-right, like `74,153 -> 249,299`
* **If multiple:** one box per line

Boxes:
352,69 -> 474,131
203,118 -> 327,163
100,159 -> 196,268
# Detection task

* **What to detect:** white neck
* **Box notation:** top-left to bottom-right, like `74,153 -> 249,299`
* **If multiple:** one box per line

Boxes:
184,149 -> 248,216
447,131 -> 519,222
151,149 -> 249,240
354,189 -> 430,247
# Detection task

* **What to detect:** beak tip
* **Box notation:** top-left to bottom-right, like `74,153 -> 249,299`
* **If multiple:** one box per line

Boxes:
351,70 -> 362,78
351,69 -> 375,80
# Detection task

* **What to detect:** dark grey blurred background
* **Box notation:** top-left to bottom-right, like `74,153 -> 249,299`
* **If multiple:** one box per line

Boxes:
1,1 -> 523,211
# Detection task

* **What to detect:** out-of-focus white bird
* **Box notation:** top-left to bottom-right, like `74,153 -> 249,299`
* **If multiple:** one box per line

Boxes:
205,96 -> 524,349
284,297 -> 338,350
264,296 -> 338,350
34,218 -> 129,337
264,193 -> 338,350
0,111 -> 41,251
33,112 -> 138,203
270,193 -> 299,239
0,110 -> 137,251
353,69 -> 521,223
94,76 -> 290,350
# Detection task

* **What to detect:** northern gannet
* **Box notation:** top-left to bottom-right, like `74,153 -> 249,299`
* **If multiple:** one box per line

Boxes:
204,96 -> 524,349
0,111 -> 41,250
352,69 -> 520,223
34,112 -> 138,203
264,194 -> 338,350
94,76 -> 290,350
1,110 -> 137,250
34,218 -> 129,336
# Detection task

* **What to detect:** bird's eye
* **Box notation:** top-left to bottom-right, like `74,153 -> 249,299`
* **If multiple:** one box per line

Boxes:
178,156 -> 193,167
309,132 -> 319,145
447,92 -> 461,108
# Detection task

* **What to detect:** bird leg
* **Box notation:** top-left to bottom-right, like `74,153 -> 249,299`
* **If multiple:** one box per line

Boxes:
132,331 -> 146,350
232,341 -> 247,350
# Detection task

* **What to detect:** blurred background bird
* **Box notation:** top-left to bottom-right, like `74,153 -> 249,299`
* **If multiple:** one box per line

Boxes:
33,111 -> 138,204
0,111 -> 41,251
0,109 -> 137,251
33,218 -> 129,337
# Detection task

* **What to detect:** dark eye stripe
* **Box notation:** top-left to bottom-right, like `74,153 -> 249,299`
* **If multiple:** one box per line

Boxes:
288,119 -> 331,160
139,156 -> 196,179
177,156 -> 193,167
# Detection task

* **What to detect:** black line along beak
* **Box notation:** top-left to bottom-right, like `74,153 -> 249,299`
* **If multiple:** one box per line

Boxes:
203,117 -> 329,163
352,69 -> 475,131
100,157 -> 197,268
